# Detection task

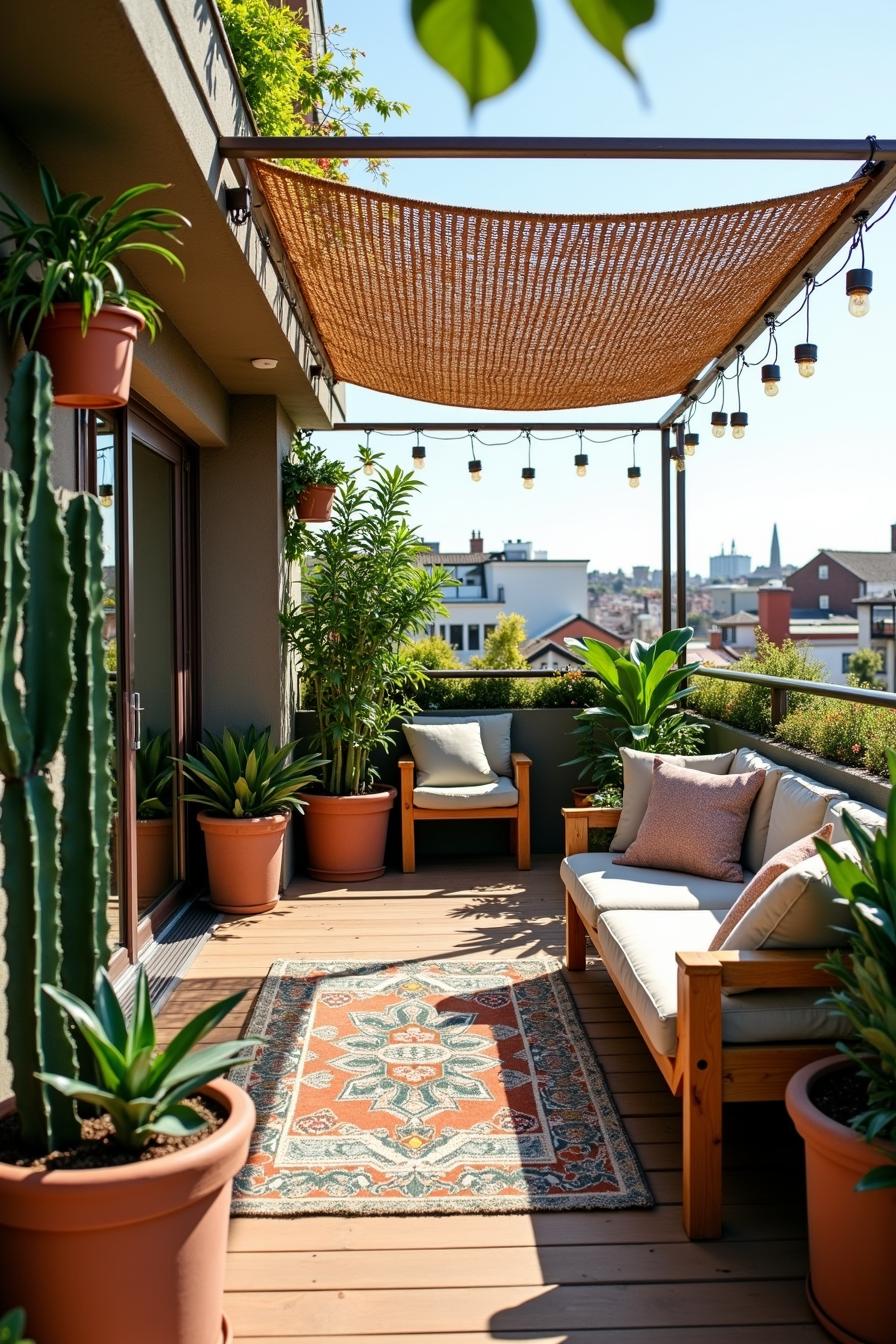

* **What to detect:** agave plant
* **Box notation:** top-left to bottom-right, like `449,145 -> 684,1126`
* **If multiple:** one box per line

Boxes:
0,167 -> 188,342
178,725 -> 324,818
37,967 -> 257,1151
564,627 -> 706,788
135,729 -> 175,820
816,750 -> 896,1191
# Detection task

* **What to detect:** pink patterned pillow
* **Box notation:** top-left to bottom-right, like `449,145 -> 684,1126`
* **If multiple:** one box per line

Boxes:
708,823 -> 834,950
614,759 -> 765,882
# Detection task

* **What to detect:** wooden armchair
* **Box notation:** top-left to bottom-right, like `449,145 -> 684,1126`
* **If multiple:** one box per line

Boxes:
562,805 -> 837,1239
399,753 -> 532,874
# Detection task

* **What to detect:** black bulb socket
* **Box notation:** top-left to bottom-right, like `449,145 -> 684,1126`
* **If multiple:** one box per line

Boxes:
846,267 -> 873,296
574,453 -> 589,469
794,343 -> 818,364
761,363 -> 781,385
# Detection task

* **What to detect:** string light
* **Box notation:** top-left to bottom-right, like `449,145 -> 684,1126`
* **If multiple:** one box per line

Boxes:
98,483 -> 114,508
412,428 -> 426,470
794,275 -> 818,377
683,400 -> 698,456
627,431 -> 641,488
730,347 -> 748,439
574,428 -> 588,478
846,217 -> 872,317
468,431 -> 482,482
711,412 -> 727,438
759,315 -> 781,396
362,428 -> 375,474
521,430 -> 535,490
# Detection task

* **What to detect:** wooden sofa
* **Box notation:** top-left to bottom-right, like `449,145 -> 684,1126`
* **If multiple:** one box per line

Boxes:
561,779 -> 863,1239
399,751 -> 531,873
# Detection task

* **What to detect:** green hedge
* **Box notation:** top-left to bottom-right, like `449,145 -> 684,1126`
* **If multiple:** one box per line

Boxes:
415,669 -> 606,710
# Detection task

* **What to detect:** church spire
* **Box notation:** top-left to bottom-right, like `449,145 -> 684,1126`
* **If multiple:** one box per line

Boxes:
770,523 -> 781,574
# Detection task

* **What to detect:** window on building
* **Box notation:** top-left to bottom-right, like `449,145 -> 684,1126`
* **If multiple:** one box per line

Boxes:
439,623 -> 447,640
819,594 -> 830,610
467,625 -> 481,651
842,652 -> 853,674
484,624 -> 496,641
449,624 -> 464,649
818,563 -> 829,580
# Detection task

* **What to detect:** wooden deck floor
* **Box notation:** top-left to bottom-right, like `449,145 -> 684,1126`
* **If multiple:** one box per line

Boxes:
159,855 -> 827,1343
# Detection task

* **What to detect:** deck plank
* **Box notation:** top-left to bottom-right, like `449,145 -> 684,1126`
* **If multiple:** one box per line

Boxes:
158,854 -> 816,1342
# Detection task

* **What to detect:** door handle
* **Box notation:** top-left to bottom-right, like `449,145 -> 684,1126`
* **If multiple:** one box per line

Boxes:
131,691 -> 143,751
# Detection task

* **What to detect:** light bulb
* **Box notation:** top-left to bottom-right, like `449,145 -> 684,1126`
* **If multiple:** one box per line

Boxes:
795,343 -> 817,378
574,452 -> 588,478
522,467 -> 535,490
362,460 -> 375,476
98,485 -> 114,508
761,363 -> 780,397
764,379 -> 779,397
412,453 -> 425,470
684,433 -> 698,457
797,359 -> 816,379
469,464 -> 482,482
575,463 -> 587,478
710,412 -> 727,439
711,424 -> 725,438
627,468 -> 641,489
732,425 -> 746,440
674,455 -> 685,473
846,267 -> 872,318
523,477 -> 534,490
730,412 -> 748,440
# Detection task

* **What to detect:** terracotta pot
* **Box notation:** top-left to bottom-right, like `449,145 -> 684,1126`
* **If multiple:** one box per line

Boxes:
198,811 -> 289,915
786,1056 -> 896,1344
136,816 -> 174,911
296,484 -> 337,522
297,786 -> 397,881
0,1078 -> 254,1344
34,303 -> 145,409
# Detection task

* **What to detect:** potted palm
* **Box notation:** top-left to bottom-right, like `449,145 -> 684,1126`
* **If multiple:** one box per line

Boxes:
0,167 -> 187,408
0,354 -> 255,1344
785,752 -> 896,1344
282,432 -> 347,522
178,725 -> 324,914
564,626 -> 706,820
135,728 -> 175,910
281,461 -> 449,881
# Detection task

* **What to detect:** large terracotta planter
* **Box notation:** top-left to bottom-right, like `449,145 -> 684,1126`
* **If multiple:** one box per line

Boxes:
786,1056 -> 896,1344
34,303 -> 144,408
136,816 -> 174,910
0,1078 -> 254,1344
298,786 -> 397,881
198,811 -> 289,915
296,484 -> 336,522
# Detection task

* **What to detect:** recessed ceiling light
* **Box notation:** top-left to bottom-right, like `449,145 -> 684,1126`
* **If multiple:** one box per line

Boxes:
251,357 -> 278,370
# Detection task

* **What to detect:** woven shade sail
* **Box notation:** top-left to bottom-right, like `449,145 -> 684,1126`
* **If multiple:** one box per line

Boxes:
252,162 -> 864,410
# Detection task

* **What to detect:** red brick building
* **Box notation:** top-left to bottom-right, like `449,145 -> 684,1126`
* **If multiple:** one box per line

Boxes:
788,534 -> 896,615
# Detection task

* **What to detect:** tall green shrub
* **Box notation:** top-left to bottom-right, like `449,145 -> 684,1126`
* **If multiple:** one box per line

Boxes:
0,354 -> 113,1152
692,633 -> 823,733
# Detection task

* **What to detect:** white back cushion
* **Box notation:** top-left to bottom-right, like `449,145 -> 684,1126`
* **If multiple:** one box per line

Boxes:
824,797 -> 887,846
610,747 -> 736,852
729,746 -> 786,874
403,721 -> 496,787
415,713 -> 512,777
762,773 -> 846,865
719,842 -> 857,955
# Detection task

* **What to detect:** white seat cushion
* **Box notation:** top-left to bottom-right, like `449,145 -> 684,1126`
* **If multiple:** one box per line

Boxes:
824,797 -> 887,846
729,746 -> 786,873
414,713 -> 512,777
413,776 -> 519,811
762,772 -> 846,865
561,851 -> 748,926
599,909 -> 847,1058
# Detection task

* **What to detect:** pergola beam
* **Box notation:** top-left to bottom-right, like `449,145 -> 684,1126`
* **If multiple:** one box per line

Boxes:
220,136 -> 896,162
658,157 -> 896,426
333,421 -> 659,433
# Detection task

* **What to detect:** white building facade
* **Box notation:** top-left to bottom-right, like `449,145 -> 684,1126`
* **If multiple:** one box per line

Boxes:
420,537 -> 589,663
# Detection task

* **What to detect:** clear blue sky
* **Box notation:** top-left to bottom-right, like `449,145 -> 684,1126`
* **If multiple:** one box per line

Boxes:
314,0 -> 896,578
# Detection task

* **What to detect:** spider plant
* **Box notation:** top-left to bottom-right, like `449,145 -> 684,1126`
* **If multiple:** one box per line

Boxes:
38,967 -> 258,1151
178,725 -> 324,818
0,167 -> 188,342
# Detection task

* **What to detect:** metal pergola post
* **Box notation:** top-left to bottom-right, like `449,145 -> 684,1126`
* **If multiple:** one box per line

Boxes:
675,422 -> 687,629
660,428 -> 672,633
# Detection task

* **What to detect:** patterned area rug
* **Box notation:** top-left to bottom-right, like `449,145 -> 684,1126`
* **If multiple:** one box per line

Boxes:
230,958 -> 653,1215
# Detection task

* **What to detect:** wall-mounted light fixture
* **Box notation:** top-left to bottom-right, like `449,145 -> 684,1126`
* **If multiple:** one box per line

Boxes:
225,184 -> 252,226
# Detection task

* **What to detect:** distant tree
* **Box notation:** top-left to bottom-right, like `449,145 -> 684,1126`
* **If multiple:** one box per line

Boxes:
402,633 -> 461,670
848,647 -> 884,686
612,577 -> 625,593
469,612 -> 528,669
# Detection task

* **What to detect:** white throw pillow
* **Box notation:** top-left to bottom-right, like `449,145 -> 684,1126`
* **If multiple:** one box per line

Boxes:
415,713 -> 513,777
729,746 -> 786,874
403,721 -> 496,787
610,747 -> 736,852
762,773 -> 846,865
719,841 -> 857,954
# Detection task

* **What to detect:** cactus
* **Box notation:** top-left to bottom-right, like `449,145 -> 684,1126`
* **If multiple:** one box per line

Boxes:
0,353 -> 113,1152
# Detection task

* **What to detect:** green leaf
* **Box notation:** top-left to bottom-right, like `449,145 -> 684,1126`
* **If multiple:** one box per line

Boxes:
568,0 -> 655,81
410,0 -> 537,109
141,1102 -> 208,1139
128,965 -> 156,1059
856,1162 -> 896,1192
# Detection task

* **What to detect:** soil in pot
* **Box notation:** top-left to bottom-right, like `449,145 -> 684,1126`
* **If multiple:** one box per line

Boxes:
810,1064 -> 869,1128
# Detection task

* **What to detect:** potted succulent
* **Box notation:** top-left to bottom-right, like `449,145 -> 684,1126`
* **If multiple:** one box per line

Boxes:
178,725 -> 324,914
135,728 -> 175,910
564,626 -> 706,818
785,752 -> 896,1344
282,431 -> 347,522
0,354 -> 254,1344
280,460 -> 449,881
0,167 -> 187,408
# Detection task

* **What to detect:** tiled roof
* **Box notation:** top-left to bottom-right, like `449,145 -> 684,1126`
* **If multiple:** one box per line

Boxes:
418,552 -> 491,566
822,551 -> 896,583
